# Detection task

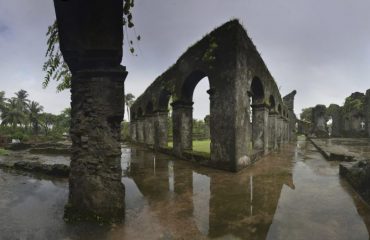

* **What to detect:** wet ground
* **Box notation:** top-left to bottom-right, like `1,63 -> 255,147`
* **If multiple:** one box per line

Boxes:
310,138 -> 370,160
1,140 -> 370,240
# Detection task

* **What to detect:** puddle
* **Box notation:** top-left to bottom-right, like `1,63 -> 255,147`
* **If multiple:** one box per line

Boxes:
1,140 -> 370,239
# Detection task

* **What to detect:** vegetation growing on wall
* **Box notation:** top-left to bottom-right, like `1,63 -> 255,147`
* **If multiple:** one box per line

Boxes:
343,95 -> 365,114
43,0 -> 139,92
300,107 -> 313,122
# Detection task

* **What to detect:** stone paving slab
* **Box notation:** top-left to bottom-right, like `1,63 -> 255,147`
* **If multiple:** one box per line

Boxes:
309,138 -> 370,161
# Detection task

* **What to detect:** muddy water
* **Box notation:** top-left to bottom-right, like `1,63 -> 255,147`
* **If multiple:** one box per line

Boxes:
0,140 -> 370,240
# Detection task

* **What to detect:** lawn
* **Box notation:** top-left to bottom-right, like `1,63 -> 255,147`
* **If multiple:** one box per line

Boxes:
168,139 -> 210,153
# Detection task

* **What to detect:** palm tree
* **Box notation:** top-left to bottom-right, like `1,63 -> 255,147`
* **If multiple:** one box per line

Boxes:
1,98 -> 26,129
39,113 -> 57,136
15,89 -> 30,112
28,101 -> 44,135
125,93 -> 135,120
0,91 -> 7,112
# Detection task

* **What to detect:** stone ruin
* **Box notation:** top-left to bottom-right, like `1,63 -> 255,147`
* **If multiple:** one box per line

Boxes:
53,0 -> 126,222
130,20 -> 297,172
308,90 -> 370,138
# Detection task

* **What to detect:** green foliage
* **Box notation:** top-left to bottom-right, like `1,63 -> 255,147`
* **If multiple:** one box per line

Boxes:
0,89 -> 70,142
43,1 -> 140,92
0,148 -> 9,156
11,130 -> 26,141
125,93 -> 136,120
121,121 -> 130,141
300,107 -> 313,122
201,36 -> 218,67
168,139 -> 210,153
343,95 -> 365,114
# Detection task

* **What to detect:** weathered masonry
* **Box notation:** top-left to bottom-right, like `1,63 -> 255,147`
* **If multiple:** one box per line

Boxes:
130,20 -> 297,172
54,0 -> 126,222
309,90 -> 370,138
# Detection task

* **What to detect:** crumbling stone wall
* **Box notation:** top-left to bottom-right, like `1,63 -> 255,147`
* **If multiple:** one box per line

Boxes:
305,89 -> 370,138
327,104 -> 342,137
311,105 -> 329,138
131,20 -> 296,171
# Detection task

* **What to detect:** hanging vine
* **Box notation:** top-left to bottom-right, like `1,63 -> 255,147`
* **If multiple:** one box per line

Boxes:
42,0 -> 140,92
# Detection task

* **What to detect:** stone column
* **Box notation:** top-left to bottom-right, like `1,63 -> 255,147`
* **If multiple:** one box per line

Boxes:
172,101 -> 193,156
137,118 -> 145,143
277,116 -> 284,146
130,121 -> 137,142
66,67 -> 127,223
284,118 -> 289,142
53,0 -> 126,223
154,111 -> 168,149
144,115 -> 155,145
204,115 -> 210,139
268,112 -> 278,150
252,104 -> 269,154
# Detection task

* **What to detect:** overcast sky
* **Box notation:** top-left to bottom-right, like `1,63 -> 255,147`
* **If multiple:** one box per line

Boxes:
0,0 -> 369,120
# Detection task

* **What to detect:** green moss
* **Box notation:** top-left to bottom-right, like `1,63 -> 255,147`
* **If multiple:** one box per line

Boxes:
201,36 -> 218,68
343,95 -> 365,113
0,148 -> 9,156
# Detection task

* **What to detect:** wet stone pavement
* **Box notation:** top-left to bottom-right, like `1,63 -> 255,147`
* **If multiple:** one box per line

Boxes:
310,138 -> 370,160
1,140 -> 370,240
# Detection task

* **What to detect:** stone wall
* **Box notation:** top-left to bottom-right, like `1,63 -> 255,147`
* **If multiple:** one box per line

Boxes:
130,20 -> 296,172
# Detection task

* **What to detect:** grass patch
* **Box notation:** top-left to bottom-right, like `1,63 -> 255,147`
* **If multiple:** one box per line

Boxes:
168,139 -> 210,153
0,148 -> 9,156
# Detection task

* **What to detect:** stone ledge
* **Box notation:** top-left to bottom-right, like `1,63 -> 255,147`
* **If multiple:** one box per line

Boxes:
308,138 -> 357,161
0,161 -> 70,177
340,160 -> 370,204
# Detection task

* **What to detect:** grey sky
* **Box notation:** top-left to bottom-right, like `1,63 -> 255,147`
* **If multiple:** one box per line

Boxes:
0,0 -> 369,120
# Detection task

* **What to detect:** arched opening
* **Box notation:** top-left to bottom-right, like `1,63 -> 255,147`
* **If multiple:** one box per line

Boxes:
137,107 -> 143,118
157,89 -> 173,149
131,111 -> 136,122
192,76 -> 210,153
326,116 -> 333,136
136,107 -> 144,143
144,101 -> 155,145
268,95 -> 276,150
145,101 -> 153,115
250,77 -> 264,104
249,77 -> 265,151
177,70 -> 211,154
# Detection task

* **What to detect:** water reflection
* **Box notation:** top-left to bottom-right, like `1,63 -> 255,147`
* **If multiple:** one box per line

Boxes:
124,144 -> 295,239
1,141 -> 370,239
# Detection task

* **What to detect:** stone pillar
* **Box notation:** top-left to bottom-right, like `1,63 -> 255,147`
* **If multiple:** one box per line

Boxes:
252,104 -> 269,154
130,121 -> 137,142
154,111 -> 168,149
172,101 -> 193,156
204,115 -> 210,139
66,67 -> 127,223
268,112 -> 278,150
53,0 -> 126,223
277,116 -> 284,146
137,118 -> 145,143
284,118 -> 289,142
311,105 -> 329,138
366,90 -> 370,138
144,115 -> 155,145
